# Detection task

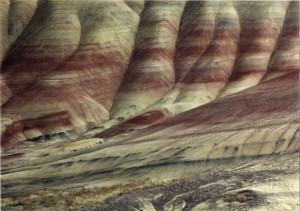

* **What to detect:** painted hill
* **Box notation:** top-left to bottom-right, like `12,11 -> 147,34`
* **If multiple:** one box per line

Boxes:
1,0 -> 299,210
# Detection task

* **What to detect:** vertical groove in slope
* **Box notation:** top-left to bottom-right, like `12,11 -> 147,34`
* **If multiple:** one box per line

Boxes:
110,0 -> 187,120
174,1 -> 218,82
0,0 -> 10,63
123,0 -> 145,15
262,1 -> 299,81
175,1 -> 240,111
7,0 -> 39,46
218,1 -> 290,97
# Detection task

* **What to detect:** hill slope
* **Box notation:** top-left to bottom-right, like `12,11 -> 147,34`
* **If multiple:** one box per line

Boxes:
1,0 -> 299,210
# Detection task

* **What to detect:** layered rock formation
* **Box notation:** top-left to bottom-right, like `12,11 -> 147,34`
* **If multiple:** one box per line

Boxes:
1,0 -> 140,145
0,0 -> 39,63
1,0 -> 299,210
84,0 -> 299,135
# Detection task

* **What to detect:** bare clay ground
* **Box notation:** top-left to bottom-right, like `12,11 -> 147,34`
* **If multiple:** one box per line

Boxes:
1,154 -> 298,211
93,153 -> 298,211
